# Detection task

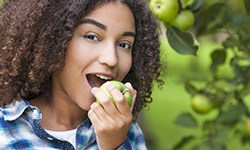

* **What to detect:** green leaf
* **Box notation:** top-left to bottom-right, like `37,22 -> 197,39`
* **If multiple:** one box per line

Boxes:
203,120 -> 216,131
205,3 -> 225,22
203,3 -> 226,31
173,135 -> 195,150
244,0 -> 250,14
180,0 -> 194,9
216,103 -> 248,125
167,26 -> 198,55
210,49 -> 227,72
193,141 -> 226,150
241,134 -> 250,145
240,82 -> 250,96
189,0 -> 203,12
184,82 -> 198,95
174,113 -> 198,128
223,37 -> 239,49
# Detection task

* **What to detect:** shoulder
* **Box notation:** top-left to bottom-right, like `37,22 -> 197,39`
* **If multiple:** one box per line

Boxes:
0,99 -> 32,123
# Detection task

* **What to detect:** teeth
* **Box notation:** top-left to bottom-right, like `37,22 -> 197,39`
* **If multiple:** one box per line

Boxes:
96,74 -> 112,80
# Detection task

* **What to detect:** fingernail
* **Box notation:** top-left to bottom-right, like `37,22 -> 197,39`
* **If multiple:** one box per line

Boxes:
125,82 -> 132,87
105,81 -> 115,90
91,87 -> 99,93
91,102 -> 99,108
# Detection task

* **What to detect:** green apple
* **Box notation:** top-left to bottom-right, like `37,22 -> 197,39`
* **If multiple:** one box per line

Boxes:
191,94 -> 213,115
149,0 -> 179,25
97,81 -> 132,107
170,10 -> 195,31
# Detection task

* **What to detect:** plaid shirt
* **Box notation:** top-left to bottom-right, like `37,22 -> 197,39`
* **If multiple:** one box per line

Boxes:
0,100 -> 147,150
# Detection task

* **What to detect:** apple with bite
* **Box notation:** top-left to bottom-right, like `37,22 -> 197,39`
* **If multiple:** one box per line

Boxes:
96,81 -> 133,107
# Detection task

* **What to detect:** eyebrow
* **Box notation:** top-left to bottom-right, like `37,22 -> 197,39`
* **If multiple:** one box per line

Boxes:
80,19 -> 107,30
123,32 -> 136,38
79,18 -> 136,38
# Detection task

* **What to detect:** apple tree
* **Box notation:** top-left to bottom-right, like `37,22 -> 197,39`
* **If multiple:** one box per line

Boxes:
149,0 -> 250,149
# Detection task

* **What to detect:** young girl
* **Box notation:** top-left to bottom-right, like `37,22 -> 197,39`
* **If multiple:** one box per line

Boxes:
0,0 -> 163,149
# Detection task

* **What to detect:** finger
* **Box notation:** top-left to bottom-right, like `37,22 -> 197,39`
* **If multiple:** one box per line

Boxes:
125,82 -> 137,112
91,87 -> 117,116
88,109 -> 103,126
89,91 -> 111,122
105,82 -> 130,115
124,82 -> 136,96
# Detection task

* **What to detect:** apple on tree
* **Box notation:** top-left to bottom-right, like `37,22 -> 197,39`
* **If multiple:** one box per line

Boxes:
170,10 -> 195,31
149,0 -> 179,25
97,81 -> 133,107
191,94 -> 213,115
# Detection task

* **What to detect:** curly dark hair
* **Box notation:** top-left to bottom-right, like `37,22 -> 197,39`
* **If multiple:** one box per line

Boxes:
0,0 -> 164,114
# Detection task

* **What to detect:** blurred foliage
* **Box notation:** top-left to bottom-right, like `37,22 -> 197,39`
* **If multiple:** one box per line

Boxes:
148,0 -> 250,149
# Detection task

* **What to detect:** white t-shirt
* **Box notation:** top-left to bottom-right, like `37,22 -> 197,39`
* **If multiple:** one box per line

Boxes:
45,129 -> 77,149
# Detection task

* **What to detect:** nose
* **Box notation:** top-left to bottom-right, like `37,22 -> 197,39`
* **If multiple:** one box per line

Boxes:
98,42 -> 118,67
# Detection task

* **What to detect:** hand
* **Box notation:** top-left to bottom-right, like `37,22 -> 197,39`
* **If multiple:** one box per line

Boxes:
88,82 -> 137,150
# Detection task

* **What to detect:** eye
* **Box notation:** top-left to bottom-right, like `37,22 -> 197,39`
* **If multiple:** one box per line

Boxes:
117,42 -> 132,50
83,34 -> 100,42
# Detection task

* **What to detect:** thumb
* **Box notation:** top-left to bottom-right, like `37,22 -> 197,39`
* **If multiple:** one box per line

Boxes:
125,82 -> 137,112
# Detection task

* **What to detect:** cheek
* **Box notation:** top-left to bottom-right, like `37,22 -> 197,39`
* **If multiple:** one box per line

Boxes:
119,55 -> 132,79
65,40 -> 91,68
66,42 -> 84,61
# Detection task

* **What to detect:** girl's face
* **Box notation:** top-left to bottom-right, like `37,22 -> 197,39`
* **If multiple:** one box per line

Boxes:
52,2 -> 135,111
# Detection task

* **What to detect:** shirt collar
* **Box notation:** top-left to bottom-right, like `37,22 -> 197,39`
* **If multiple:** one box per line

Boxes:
1,99 -> 38,121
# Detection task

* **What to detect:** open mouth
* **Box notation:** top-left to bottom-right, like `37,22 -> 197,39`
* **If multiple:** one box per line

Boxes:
86,74 -> 113,88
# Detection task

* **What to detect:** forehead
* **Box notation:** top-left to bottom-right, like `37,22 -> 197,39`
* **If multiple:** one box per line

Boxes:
83,2 -> 135,31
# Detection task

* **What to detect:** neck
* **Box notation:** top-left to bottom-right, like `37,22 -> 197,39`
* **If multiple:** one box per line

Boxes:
30,94 -> 88,131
